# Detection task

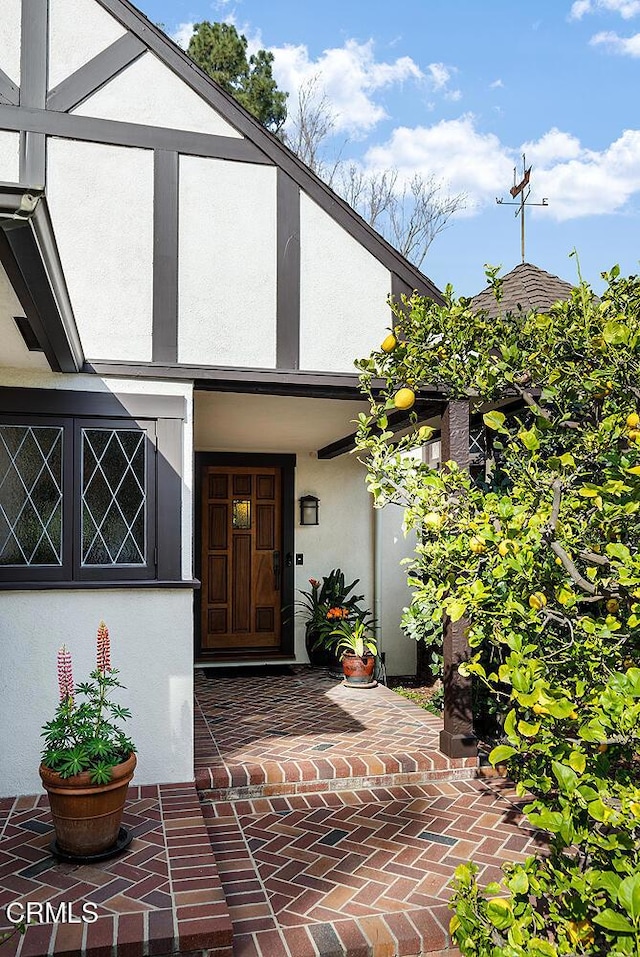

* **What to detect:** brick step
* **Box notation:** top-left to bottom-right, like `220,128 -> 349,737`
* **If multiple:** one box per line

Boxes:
195,750 -> 478,800
198,779 -> 538,956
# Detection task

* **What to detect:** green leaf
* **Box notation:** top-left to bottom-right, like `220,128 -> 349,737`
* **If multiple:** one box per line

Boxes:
489,745 -> 517,765
558,452 -> 575,467
529,939 -> 558,957
507,869 -> 529,895
517,719 -> 540,737
602,319 -> 629,345
593,908 -> 635,933
446,600 -> 467,623
568,750 -> 586,774
588,798 -> 614,823
606,542 -> 631,562
486,897 -> 514,930
483,410 -> 507,432
618,875 -> 640,921
518,428 -> 540,451
552,760 -> 578,794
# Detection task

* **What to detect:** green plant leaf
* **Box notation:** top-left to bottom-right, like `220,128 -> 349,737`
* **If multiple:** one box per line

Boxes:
489,745 -> 517,765
483,410 -> 507,432
618,875 -> 640,921
486,897 -> 514,930
593,908 -> 635,933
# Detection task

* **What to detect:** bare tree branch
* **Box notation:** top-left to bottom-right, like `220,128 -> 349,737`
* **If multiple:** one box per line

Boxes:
550,542 -> 596,595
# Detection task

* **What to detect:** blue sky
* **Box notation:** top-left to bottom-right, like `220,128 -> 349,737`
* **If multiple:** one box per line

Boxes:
143,0 -> 640,297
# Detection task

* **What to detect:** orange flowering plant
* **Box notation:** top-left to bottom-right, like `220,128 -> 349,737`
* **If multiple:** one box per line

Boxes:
297,568 -> 369,653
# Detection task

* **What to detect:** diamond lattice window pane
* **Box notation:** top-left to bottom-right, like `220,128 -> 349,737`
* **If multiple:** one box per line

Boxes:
82,429 -> 146,566
0,426 -> 63,566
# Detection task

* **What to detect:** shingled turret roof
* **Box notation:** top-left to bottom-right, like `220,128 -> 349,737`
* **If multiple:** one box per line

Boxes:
470,262 -> 575,317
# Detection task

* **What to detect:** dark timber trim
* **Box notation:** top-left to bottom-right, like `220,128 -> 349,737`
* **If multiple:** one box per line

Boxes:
276,171 -> 300,369
0,105 -> 273,164
194,451 -> 296,661
439,399 -> 477,759
0,189 -> 83,372
0,386 -> 186,420
19,0 -> 48,185
317,399 -> 445,459
46,33 -> 146,113
152,150 -> 179,362
91,0 -> 443,302
0,68 -> 19,107
85,360 -> 391,399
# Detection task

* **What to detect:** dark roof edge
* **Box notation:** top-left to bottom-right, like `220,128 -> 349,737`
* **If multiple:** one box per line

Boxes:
94,0 -> 443,304
0,184 -> 84,372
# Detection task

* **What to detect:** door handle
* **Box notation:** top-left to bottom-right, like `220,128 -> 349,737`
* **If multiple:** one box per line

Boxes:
273,550 -> 281,591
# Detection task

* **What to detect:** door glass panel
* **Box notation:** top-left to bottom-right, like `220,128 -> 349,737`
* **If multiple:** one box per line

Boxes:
232,499 -> 251,529
0,425 -> 63,565
81,428 -> 146,566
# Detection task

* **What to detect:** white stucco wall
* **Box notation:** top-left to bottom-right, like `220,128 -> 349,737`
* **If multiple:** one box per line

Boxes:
0,589 -> 193,797
293,454 -> 374,661
378,505 -> 418,677
48,0 -> 126,89
0,131 -> 19,183
178,157 -> 277,367
0,0 -> 21,86
47,139 -> 154,361
74,52 -> 242,139
300,194 -> 392,373
0,266 -> 50,371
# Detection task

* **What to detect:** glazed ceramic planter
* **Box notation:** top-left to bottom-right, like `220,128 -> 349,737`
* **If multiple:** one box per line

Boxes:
341,652 -> 376,685
39,753 -> 136,856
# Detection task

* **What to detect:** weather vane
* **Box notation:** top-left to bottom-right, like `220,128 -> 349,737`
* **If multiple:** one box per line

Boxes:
496,154 -> 548,264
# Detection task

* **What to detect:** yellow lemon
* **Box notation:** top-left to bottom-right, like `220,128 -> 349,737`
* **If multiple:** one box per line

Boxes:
528,592 -> 547,611
555,556 -> 563,566
606,599 -> 619,614
394,387 -> 415,410
469,536 -> 486,554
424,511 -> 443,531
497,541 -> 509,557
627,412 -> 640,429
569,710 -> 578,720
628,429 -> 640,442
597,743 -> 608,753
381,333 -> 398,353
532,704 -> 549,715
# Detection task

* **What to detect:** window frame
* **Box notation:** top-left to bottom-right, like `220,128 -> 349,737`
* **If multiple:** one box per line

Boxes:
0,387 -> 187,589
74,418 -> 157,582
0,414 -> 74,582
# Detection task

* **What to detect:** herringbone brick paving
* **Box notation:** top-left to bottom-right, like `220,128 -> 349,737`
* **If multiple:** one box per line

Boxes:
194,669 -> 477,795
1,672 -> 547,956
0,783 -> 232,957
202,777 -> 547,957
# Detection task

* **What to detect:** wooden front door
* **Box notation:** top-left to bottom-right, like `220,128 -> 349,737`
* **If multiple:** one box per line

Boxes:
200,465 -> 283,656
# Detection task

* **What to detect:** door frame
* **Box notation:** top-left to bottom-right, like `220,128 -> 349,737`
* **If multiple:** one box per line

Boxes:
194,451 -> 296,661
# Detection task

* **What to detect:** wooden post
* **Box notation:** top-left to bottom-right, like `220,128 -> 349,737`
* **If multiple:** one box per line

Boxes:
439,400 -> 477,758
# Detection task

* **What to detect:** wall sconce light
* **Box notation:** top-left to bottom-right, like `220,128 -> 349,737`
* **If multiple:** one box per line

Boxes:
299,494 -> 320,526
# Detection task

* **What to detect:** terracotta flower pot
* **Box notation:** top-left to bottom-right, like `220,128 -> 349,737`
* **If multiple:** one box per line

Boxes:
39,753 -> 136,856
341,652 -> 376,686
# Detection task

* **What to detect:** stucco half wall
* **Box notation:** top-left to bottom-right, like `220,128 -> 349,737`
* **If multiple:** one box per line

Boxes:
0,589 -> 193,798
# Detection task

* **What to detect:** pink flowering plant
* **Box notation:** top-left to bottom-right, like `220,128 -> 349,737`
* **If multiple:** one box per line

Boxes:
40,622 -> 135,784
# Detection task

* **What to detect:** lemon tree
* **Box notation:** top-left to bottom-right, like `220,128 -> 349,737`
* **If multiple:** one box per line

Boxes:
355,265 -> 640,956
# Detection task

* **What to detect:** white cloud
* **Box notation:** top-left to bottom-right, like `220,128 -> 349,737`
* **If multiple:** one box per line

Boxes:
590,28 -> 640,51
362,114 -> 640,221
171,21 -> 195,48
521,128 -> 583,164
268,38 -> 424,136
364,115 -> 513,210
570,0 -> 640,18
489,78 -> 504,89
427,62 -> 451,89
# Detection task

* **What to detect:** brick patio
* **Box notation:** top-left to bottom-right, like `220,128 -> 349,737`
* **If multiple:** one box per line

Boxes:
0,668 -> 546,957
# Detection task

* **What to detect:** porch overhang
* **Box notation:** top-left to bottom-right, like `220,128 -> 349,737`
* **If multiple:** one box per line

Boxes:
0,183 -> 84,373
